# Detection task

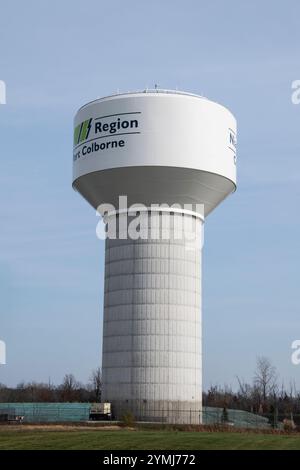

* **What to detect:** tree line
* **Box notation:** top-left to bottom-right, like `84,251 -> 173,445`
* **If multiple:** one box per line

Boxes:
1,357 -> 300,416
0,368 -> 102,403
203,357 -> 300,416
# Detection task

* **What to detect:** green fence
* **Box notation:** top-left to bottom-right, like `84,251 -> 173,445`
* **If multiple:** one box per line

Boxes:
0,403 -> 271,428
0,403 -> 90,422
203,407 -> 270,429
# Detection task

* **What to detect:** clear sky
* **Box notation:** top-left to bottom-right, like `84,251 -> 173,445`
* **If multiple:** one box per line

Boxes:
0,0 -> 300,390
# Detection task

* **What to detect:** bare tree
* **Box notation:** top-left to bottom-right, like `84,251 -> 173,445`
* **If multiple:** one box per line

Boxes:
89,367 -> 102,402
62,374 -> 78,391
254,356 -> 278,403
59,374 -> 81,401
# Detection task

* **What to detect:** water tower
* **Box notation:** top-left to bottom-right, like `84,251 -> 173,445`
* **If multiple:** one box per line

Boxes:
72,90 -> 237,423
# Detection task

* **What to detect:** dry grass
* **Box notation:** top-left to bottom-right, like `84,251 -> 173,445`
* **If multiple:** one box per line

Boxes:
0,424 -> 122,432
1,422 -> 300,436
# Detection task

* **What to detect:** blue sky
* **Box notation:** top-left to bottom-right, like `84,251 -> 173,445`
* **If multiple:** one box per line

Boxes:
0,0 -> 300,389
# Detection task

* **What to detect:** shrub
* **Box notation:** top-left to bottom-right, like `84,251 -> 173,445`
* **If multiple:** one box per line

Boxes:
283,419 -> 296,431
120,411 -> 136,427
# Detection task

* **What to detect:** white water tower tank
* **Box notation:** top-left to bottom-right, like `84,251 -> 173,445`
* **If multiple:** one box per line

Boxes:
72,90 -> 237,423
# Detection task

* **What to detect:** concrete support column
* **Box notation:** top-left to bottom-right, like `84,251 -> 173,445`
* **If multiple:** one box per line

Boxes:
102,211 -> 203,424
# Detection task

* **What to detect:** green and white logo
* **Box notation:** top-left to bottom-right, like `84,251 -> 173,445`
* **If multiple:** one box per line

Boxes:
74,118 -> 92,145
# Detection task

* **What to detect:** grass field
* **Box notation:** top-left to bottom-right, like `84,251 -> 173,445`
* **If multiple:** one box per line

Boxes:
1,426 -> 300,450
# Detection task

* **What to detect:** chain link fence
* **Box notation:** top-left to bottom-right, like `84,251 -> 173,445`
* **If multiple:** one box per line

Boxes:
1,403 -> 299,430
